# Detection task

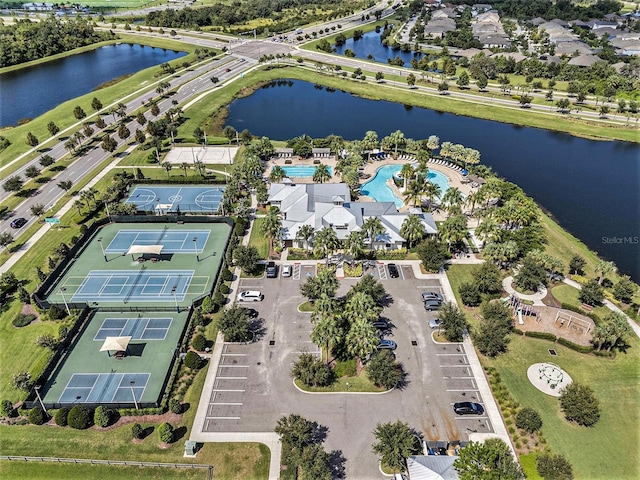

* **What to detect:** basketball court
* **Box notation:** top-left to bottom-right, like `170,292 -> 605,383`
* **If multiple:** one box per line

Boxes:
125,185 -> 225,213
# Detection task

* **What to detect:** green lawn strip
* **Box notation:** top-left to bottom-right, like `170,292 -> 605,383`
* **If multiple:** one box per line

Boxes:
482,334 -> 640,479
0,36 -> 204,169
550,284 -> 611,321
445,263 -> 482,329
248,217 -> 270,259
294,371 -> 384,393
519,453 -> 542,480
298,301 -> 313,312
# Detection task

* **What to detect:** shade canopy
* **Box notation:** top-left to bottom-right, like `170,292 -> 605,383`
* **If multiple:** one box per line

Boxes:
100,336 -> 132,352
126,245 -> 163,255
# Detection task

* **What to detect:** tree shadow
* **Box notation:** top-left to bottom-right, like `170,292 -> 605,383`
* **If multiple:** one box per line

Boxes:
329,450 -> 346,478
49,165 -> 66,172
35,176 -> 51,184
173,426 -> 187,442
395,365 -> 410,391
16,188 -> 38,198
141,425 -> 155,439
181,402 -> 191,413
380,293 -> 394,307
250,318 -> 267,342
310,421 -> 329,445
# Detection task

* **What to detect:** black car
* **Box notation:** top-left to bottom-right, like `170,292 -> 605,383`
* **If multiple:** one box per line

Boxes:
10,217 -> 27,229
372,319 -> 390,330
453,402 -> 484,415
266,261 -> 277,278
388,263 -> 399,278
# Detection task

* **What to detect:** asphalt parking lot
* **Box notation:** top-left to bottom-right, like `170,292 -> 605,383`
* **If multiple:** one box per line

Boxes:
202,262 -> 494,479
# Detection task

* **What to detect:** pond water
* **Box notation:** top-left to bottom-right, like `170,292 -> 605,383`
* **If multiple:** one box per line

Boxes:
227,80 -> 640,280
333,30 -> 423,67
0,43 -> 186,127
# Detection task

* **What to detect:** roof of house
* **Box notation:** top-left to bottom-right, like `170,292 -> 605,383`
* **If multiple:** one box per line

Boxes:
407,455 -> 459,480
568,54 -> 600,67
491,52 -> 527,63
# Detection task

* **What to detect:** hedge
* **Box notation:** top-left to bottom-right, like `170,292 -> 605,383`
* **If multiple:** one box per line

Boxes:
54,407 -> 69,426
512,328 -> 524,336
556,337 -> 594,354
158,422 -> 174,443
28,407 -> 46,425
68,405 -> 92,429
524,331 -> 557,341
12,314 -> 36,328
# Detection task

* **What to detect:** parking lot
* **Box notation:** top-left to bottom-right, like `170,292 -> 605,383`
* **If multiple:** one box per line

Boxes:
201,262 -> 495,479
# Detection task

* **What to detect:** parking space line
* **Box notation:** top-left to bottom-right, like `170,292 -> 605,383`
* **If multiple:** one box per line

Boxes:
206,416 -> 242,420
219,365 -> 249,367
439,364 -> 471,367
446,389 -> 479,392
443,376 -> 475,379
436,353 -> 468,356
454,416 -> 490,420
211,402 -> 243,405
216,376 -> 247,380
211,389 -> 245,392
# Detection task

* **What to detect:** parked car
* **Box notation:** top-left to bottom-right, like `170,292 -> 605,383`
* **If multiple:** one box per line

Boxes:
428,318 -> 442,329
372,319 -> 390,330
266,261 -> 277,278
10,217 -> 27,228
237,291 -> 264,302
244,308 -> 259,319
281,264 -> 292,277
378,339 -> 397,350
388,263 -> 399,278
424,300 -> 441,311
453,402 -> 484,415
421,291 -> 443,303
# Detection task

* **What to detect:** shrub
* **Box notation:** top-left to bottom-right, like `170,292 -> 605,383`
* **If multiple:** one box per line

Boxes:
556,337 -> 593,353
191,334 -> 207,351
537,452 -> 574,480
613,277 -> 636,303
578,279 -> 604,306
68,405 -> 92,429
559,383 -> 600,427
0,400 -> 14,418
218,283 -> 230,295
184,351 -> 202,370
12,314 -> 36,327
36,333 -> 59,350
158,422 -> 174,443
459,282 -> 481,306
367,350 -> 402,389
131,422 -> 144,439
54,407 -> 69,426
28,407 -> 46,425
47,305 -> 66,320
94,406 -> 112,428
200,296 -> 213,314
524,331 -> 556,341
291,353 -> 334,387
169,398 -> 183,414
12,372 -> 32,391
515,407 -> 542,433
221,268 -> 234,282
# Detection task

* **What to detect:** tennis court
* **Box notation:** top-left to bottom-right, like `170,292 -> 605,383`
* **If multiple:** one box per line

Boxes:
61,270 -> 208,303
94,317 -> 172,341
125,185 -> 224,213
58,372 -> 149,404
106,228 -> 210,254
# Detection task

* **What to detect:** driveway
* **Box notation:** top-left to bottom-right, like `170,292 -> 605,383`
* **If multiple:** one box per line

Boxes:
195,265 -> 495,479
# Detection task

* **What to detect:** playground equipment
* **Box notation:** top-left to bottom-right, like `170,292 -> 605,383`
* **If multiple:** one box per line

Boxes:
506,294 -> 538,323
554,310 -> 592,334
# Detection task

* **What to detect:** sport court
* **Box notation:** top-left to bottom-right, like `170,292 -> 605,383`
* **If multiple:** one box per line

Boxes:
42,310 -> 189,406
46,222 -> 230,309
126,185 -> 225,213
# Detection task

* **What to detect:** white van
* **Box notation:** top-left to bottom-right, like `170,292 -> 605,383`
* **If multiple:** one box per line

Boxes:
237,291 -> 264,302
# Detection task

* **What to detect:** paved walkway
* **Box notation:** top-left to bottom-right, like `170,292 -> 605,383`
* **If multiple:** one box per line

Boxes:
502,276 -> 547,307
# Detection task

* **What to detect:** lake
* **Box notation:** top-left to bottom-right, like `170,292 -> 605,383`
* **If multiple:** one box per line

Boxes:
0,43 -> 185,127
227,80 -> 640,280
333,30 -> 424,67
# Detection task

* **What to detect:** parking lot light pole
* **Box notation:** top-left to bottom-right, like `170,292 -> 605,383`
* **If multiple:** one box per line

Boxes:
34,385 -> 47,415
193,237 -> 199,262
60,287 -> 70,315
130,381 -> 138,410
171,286 -> 179,313
98,237 -> 107,262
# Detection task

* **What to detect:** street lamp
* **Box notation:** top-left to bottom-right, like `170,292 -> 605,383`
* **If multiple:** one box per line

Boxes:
130,381 -> 139,410
98,237 -> 107,262
171,286 -> 179,313
34,385 -> 47,415
103,201 -> 111,222
60,287 -> 70,315
193,237 -> 199,262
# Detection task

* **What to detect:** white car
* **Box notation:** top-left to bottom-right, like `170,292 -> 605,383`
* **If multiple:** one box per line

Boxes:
237,291 -> 263,302
282,264 -> 292,277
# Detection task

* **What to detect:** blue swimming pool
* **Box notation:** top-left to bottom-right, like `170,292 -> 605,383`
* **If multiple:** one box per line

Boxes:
360,164 -> 450,208
280,165 -> 333,178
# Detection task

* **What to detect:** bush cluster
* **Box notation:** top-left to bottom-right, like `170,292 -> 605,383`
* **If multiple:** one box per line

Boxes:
68,405 -> 92,429
191,334 -> 207,351
0,400 -> 15,418
54,407 -> 69,426
94,406 -> 112,428
131,423 -> 144,439
12,314 -> 36,328
515,407 -> 543,433
184,350 -> 202,370
158,422 -> 174,443
28,407 -> 46,425
169,398 -> 182,414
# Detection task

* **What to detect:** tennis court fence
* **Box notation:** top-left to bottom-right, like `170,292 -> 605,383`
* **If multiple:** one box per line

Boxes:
0,456 -> 213,479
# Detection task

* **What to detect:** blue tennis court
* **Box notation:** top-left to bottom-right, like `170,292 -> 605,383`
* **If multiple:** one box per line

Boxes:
94,317 -> 172,341
66,270 -> 195,303
105,229 -> 210,254
59,373 -> 149,404
125,186 -> 224,213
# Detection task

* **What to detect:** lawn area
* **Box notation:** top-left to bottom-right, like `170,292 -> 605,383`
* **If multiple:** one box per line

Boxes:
294,371 -> 385,393
248,217 -> 270,259
0,366 -> 270,479
550,284 -> 611,322
445,263 -> 482,328
483,334 -> 640,479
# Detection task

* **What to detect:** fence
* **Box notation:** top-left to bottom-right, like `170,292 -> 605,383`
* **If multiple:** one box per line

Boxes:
0,456 -> 213,479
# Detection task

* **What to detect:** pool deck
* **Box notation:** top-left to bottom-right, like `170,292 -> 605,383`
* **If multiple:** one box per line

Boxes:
268,155 -> 476,223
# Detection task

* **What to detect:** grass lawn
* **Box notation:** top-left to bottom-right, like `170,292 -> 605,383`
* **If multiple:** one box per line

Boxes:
0,366 -> 270,479
294,370 -> 385,393
519,453 -> 542,480
248,217 -> 270,259
445,263 -> 482,328
483,334 -> 640,479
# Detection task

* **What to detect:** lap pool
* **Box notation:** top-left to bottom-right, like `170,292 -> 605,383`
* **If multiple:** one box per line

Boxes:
360,164 -> 450,208
280,165 -> 333,178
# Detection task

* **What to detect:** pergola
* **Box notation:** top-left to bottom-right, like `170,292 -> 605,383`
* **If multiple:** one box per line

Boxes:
126,244 -> 163,261
99,336 -> 132,357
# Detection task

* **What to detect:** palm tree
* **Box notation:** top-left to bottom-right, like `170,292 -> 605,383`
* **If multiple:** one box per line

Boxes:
388,130 -> 406,155
423,182 -> 442,211
362,216 -> 385,252
344,230 -> 366,259
465,190 -> 481,216
441,186 -> 464,212
311,314 -> 344,364
594,260 -> 617,285
345,291 -> 382,323
261,206 -> 283,253
474,216 -> 499,247
296,225 -> 315,255
346,319 -> 379,367
312,164 -> 331,183
181,162 -> 190,177
439,141 -> 453,162
162,161 -> 172,178
463,147 -> 481,171
73,199 -> 85,215
426,135 -> 439,158
312,293 -> 337,322
314,227 -> 339,263
404,180 -> 423,207
400,215 -> 426,248
270,165 -> 286,183
439,214 -> 468,251
399,163 -> 415,190
362,130 -> 379,161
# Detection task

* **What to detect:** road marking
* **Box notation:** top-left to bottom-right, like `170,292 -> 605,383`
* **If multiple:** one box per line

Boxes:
440,364 -> 471,367
454,416 -> 489,420
219,364 -> 249,367
210,402 -> 243,406
216,376 -> 247,380
443,376 -> 475,379
206,416 -> 241,420
211,389 -> 245,392
436,353 -> 468,356
446,389 -> 479,392
221,353 -> 248,356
